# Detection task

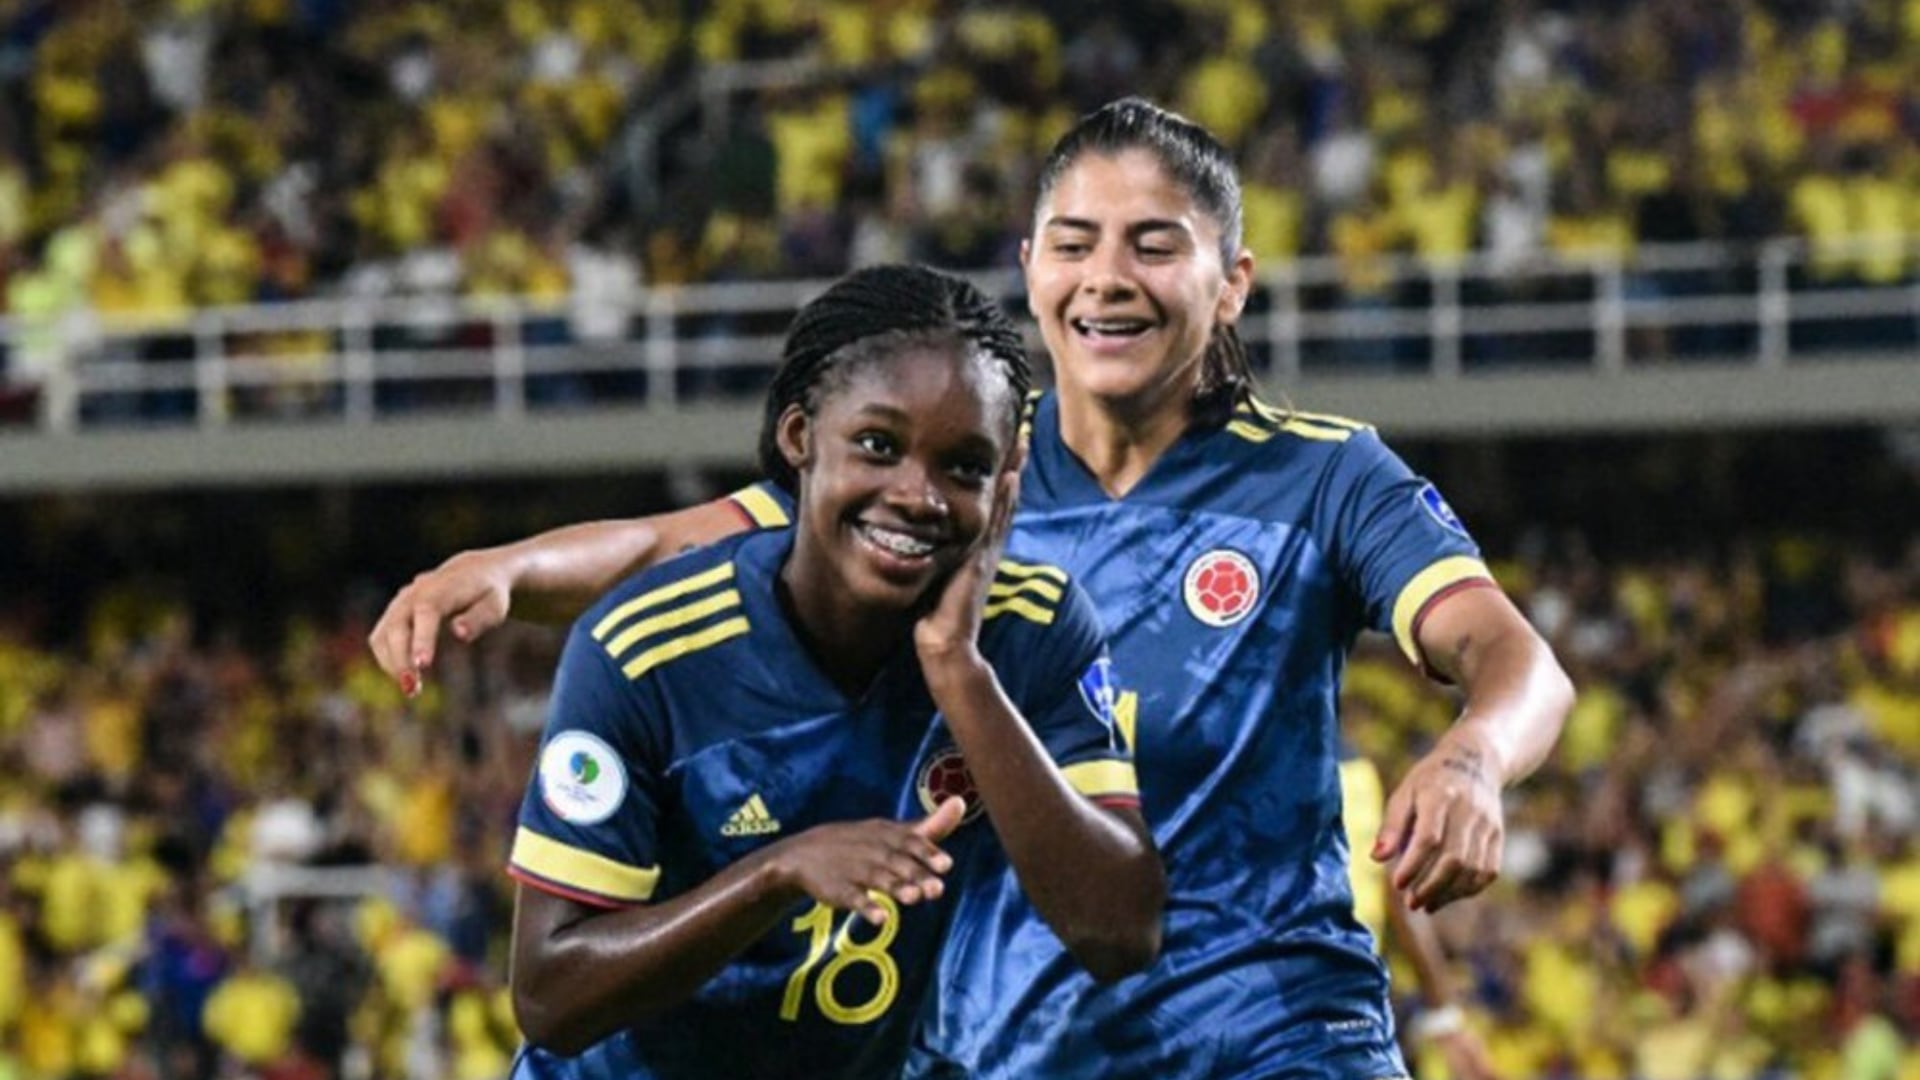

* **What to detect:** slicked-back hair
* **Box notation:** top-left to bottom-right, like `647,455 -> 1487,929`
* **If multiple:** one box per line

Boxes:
1037,97 -> 1257,425
756,264 -> 1032,494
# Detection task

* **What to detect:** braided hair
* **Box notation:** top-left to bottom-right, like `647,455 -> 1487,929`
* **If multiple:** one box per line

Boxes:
757,264 -> 1033,494
1037,97 -> 1256,426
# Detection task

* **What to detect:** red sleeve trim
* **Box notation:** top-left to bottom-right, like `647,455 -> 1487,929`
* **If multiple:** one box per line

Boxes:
506,865 -> 638,910
1409,577 -> 1500,682
1092,794 -> 1143,811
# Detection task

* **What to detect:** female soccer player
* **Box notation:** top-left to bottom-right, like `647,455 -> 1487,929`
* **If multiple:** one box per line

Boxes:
376,100 -> 1572,1078
503,264 -> 1161,1080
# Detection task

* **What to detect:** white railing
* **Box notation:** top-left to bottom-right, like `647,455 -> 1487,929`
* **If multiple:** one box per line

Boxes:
0,237 -> 1914,434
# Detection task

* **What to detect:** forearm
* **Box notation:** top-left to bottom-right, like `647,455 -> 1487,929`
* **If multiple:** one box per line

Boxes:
925,657 -> 1164,980
1447,627 -> 1572,785
495,519 -> 673,624
1421,588 -> 1573,787
512,851 -> 797,1053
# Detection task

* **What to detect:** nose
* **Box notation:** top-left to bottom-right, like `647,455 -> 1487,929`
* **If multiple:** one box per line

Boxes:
885,459 -> 948,522
1079,244 -> 1138,300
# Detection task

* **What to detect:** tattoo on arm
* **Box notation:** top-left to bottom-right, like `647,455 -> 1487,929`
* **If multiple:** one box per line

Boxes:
1440,746 -> 1485,783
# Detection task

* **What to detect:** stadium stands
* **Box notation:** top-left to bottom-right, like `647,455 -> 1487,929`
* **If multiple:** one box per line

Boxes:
0,1 -> 1915,1077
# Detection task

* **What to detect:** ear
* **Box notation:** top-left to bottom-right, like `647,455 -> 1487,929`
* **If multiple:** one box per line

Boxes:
1216,246 -> 1256,326
774,403 -> 811,473
1002,433 -> 1029,476
1019,237 -> 1039,321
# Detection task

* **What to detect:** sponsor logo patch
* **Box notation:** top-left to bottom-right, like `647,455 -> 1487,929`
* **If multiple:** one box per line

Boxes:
1183,549 -> 1260,628
538,731 -> 627,825
720,794 -> 782,837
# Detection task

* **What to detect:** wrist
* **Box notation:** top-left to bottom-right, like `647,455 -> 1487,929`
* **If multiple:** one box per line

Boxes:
1443,717 -> 1512,787
1411,1003 -> 1466,1042
918,646 -> 990,689
745,838 -> 806,903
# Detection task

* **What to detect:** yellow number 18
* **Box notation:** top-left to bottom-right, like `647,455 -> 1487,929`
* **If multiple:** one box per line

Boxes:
778,897 -> 901,1025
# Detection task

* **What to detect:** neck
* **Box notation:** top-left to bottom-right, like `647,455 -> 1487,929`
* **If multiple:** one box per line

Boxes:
1055,377 -> 1195,499
777,557 -> 909,697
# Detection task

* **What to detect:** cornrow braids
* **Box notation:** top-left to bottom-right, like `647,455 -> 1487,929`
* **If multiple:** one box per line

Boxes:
1038,97 -> 1259,422
756,264 -> 1032,493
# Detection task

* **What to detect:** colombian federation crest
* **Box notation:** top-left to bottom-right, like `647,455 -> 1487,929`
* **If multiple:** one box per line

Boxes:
539,731 -> 628,825
917,746 -> 986,823
1184,548 -> 1260,628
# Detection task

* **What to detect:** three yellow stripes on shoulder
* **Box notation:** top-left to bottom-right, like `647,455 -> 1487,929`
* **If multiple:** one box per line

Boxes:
590,559 -> 1070,681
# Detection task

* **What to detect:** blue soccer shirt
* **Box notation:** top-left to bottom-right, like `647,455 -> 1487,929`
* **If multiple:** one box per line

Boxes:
506,527 -> 1136,1080
908,394 -> 1493,1079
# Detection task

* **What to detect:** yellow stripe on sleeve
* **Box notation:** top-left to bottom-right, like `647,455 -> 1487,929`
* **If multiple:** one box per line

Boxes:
988,577 -> 1063,604
1389,556 -> 1494,667
1062,759 -> 1139,799
621,616 -> 752,680
983,597 -> 1056,626
730,484 -> 791,529
510,827 -> 660,903
1278,418 -> 1355,443
1226,419 -> 1274,443
603,590 -> 742,661
592,563 -> 736,642
995,559 -> 1068,584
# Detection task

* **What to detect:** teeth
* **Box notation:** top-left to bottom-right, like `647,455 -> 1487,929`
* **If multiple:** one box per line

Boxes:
1075,318 -> 1150,335
860,525 -> 935,557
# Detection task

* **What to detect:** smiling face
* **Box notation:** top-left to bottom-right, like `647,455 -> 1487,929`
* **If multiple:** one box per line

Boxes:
777,335 -> 1013,621
1022,149 -> 1253,417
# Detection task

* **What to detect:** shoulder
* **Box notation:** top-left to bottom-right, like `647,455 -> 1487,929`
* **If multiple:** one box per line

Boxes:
724,480 -> 794,530
575,533 -> 761,685
980,553 -> 1099,656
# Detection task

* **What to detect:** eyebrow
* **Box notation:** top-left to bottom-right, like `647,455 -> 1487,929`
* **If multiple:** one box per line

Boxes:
1043,216 -> 1193,239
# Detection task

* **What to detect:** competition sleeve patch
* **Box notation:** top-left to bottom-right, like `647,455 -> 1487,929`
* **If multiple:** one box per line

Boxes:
1389,555 -> 1497,671
509,827 -> 660,906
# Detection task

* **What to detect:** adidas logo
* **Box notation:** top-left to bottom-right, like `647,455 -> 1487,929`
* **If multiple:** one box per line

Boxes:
720,794 -> 782,837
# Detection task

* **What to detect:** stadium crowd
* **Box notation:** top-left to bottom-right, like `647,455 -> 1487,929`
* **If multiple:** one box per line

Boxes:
0,512 -> 1914,1079
0,0 -> 1917,404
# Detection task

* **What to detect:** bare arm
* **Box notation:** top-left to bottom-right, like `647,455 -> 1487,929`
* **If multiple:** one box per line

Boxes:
922,658 -> 1163,980
370,500 -> 752,692
1375,586 -> 1573,912
512,801 -> 965,1055
911,473 -> 1164,982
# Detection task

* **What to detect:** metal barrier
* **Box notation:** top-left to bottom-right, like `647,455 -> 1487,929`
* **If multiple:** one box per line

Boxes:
0,237 -> 1914,434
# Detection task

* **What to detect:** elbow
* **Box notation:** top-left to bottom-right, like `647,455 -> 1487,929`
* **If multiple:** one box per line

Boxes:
1066,919 -> 1162,983
511,971 -> 601,1058
1064,856 -> 1166,983
1541,646 -> 1577,726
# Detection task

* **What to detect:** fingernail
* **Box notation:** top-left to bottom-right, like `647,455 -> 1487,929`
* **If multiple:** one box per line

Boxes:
400,672 -> 417,697
414,653 -> 431,669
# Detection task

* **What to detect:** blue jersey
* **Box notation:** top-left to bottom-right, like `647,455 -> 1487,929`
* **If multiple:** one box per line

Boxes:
909,394 -> 1492,1079
507,527 -> 1136,1080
